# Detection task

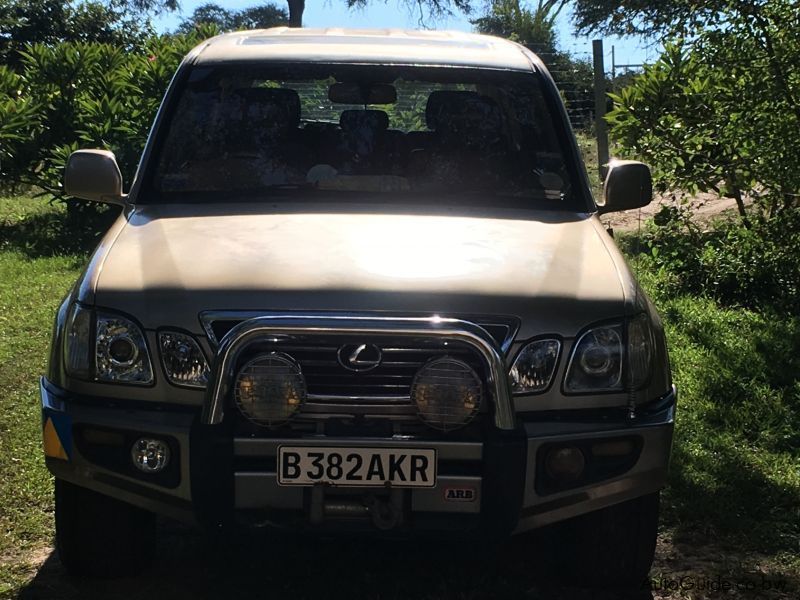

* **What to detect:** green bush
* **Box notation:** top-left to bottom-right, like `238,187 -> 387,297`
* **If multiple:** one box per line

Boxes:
0,27 -> 218,197
624,206 -> 800,314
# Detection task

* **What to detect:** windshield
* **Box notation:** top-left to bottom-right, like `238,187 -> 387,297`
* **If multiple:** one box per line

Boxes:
148,63 -> 583,208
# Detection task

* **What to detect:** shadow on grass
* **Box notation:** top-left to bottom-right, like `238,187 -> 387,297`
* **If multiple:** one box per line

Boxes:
17,524 -> 654,600
665,441 -> 799,554
0,204 -> 119,258
662,305 -> 800,557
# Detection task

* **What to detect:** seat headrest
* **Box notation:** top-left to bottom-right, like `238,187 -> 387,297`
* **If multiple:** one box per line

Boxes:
339,110 -> 389,132
427,91 -> 504,147
232,87 -> 301,128
425,90 -> 482,130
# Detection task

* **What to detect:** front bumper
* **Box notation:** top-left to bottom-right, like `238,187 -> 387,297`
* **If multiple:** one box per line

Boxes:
41,378 -> 675,535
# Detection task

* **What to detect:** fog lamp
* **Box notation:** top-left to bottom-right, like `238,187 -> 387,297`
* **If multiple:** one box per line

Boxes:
545,446 -> 585,482
131,438 -> 170,473
234,353 -> 305,427
411,358 -> 482,431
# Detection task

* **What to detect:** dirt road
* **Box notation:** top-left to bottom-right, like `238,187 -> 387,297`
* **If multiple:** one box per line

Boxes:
600,192 -> 740,233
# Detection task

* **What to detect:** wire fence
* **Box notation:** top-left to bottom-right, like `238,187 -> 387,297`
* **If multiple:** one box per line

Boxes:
526,44 -> 596,131
526,42 -> 651,132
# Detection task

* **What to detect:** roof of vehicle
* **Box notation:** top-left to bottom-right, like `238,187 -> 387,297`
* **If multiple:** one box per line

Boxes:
191,28 -> 537,72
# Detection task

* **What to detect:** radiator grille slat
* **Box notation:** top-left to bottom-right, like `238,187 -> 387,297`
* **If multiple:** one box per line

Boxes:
291,342 -> 480,400
204,315 -> 517,414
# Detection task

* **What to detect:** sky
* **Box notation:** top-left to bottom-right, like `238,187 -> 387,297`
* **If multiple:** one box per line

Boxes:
152,1 -> 659,73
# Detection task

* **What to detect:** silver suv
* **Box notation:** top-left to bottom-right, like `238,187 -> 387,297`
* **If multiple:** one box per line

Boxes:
43,28 -> 674,587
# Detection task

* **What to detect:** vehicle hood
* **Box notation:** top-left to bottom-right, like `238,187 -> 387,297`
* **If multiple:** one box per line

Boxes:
87,204 -> 631,337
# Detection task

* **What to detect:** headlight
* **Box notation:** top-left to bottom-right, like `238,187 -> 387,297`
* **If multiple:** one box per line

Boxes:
159,331 -> 209,388
95,312 -> 153,384
411,358 -> 482,431
234,353 -> 305,427
62,302 -> 153,385
565,322 -> 623,393
509,339 -> 560,394
564,316 -> 654,393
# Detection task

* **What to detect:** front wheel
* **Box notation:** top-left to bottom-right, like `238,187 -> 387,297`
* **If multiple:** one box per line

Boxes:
55,479 -> 157,577
546,492 -> 660,589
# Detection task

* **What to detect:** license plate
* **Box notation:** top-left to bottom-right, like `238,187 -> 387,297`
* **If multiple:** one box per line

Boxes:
277,446 -> 437,488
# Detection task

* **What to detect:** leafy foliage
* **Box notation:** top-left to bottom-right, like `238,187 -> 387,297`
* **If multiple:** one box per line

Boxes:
472,0 -> 567,51
569,0 -> 739,37
0,28 -> 218,197
622,206 -> 800,315
346,0 -> 474,22
607,0 -> 800,220
0,0 -> 181,64
177,2 -> 288,33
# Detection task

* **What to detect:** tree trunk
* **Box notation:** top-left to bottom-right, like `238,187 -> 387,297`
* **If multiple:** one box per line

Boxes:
287,0 -> 304,27
726,173 -> 750,228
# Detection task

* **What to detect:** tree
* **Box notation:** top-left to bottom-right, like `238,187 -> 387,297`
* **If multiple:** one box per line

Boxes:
236,4 -> 289,29
121,0 -> 178,11
606,0 -> 800,220
568,0 -> 736,37
178,2 -> 288,33
347,0 -> 474,20
0,28 -> 217,196
472,0 -> 566,52
0,0 -> 186,64
287,0 -> 303,26
0,1 -> 151,64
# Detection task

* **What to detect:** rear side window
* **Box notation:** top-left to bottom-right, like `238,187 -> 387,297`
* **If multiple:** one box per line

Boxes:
149,64 -> 581,208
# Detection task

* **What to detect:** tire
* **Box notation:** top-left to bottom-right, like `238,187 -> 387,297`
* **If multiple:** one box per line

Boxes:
546,492 -> 660,589
55,479 -> 157,577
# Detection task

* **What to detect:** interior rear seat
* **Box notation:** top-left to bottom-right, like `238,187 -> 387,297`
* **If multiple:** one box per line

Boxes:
223,87 -> 313,172
409,90 -> 510,186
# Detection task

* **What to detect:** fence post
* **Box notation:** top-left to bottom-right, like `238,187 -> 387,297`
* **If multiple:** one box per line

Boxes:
593,39 -> 610,181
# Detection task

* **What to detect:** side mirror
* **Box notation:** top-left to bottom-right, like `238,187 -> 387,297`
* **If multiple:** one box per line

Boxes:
598,160 -> 653,214
64,149 -> 125,205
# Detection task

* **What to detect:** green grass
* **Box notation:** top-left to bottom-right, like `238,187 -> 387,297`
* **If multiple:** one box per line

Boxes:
0,197 -> 86,596
631,243 -> 800,572
0,196 -> 798,596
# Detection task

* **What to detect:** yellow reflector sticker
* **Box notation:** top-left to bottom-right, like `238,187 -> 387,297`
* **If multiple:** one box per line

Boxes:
43,417 -> 69,461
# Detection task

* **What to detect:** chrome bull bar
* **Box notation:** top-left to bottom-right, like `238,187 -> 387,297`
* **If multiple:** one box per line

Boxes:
201,315 -> 516,430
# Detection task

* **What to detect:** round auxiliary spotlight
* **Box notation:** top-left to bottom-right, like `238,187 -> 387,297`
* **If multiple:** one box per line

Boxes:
234,353 -> 306,427
411,357 -> 482,431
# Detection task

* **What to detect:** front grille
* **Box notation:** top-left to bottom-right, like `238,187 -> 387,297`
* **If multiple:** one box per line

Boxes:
268,340 -> 483,402
202,312 -> 518,427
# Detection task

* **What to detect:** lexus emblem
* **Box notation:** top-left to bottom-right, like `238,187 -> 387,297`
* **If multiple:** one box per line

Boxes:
337,343 -> 382,372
